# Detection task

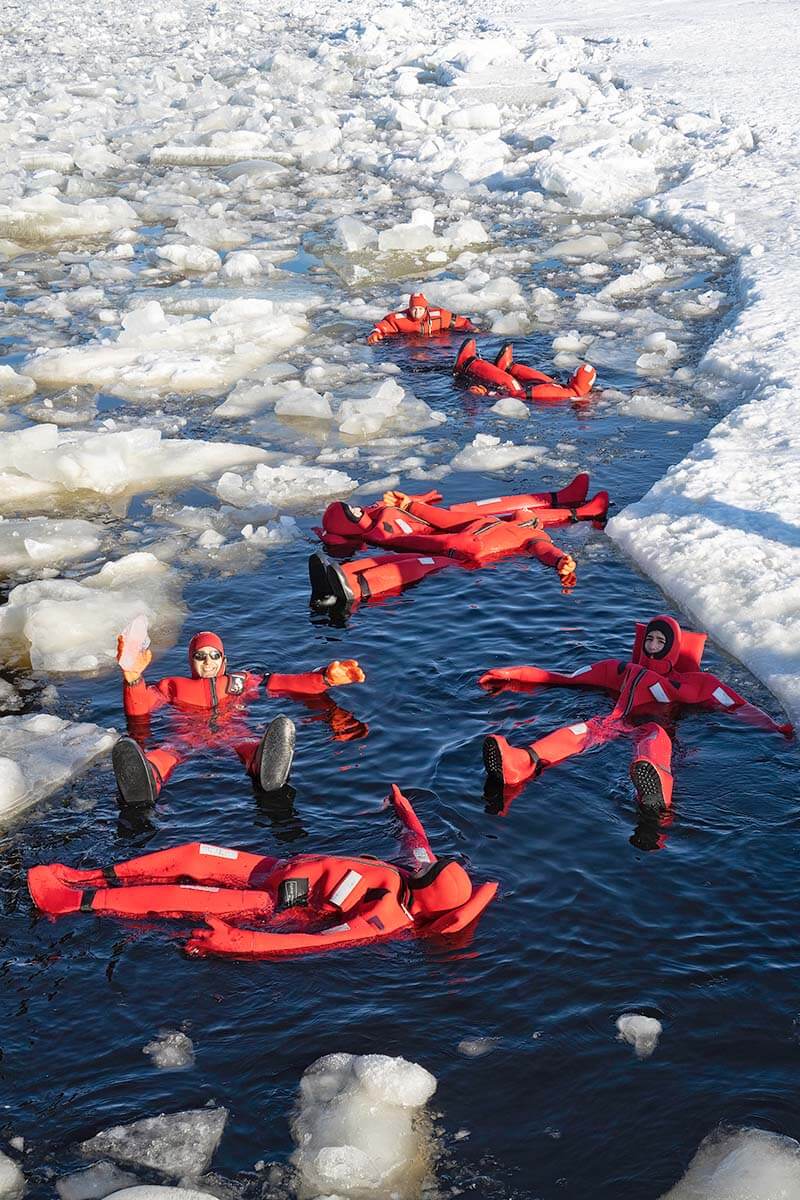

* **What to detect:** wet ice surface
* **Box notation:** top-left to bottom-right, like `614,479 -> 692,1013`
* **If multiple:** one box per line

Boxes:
1,1 -> 799,1198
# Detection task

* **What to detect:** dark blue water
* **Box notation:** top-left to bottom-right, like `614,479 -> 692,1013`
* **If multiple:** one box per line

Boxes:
2,253 -> 799,1199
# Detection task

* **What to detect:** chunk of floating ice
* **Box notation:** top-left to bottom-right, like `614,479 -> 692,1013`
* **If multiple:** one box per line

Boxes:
615,1013 -> 662,1058
220,252 -> 261,280
0,194 -> 138,255
338,380 -> 445,440
333,216 -> 377,252
659,1127 -> 800,1199
0,425 -> 267,514
217,464 -> 356,512
0,517 -> 103,574
598,262 -> 667,300
57,1162 -> 139,1200
617,394 -> 694,423
274,388 -> 333,421
81,1108 -> 228,1181
0,553 -> 183,674
491,397 -> 530,419
24,299 -> 309,399
106,1191 -> 218,1200
142,1031 -> 195,1071
156,245 -> 222,275
451,434 -> 545,472
457,1037 -> 501,1057
536,145 -> 659,214
0,366 -> 35,402
291,1053 -> 436,1199
0,1150 -> 24,1200
0,680 -> 23,714
0,714 -> 115,825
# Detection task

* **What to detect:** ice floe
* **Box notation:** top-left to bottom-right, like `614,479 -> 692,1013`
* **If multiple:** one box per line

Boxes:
659,1127 -> 800,1199
615,1013 -> 662,1059
80,1109 -> 228,1180
0,713 -> 115,824
142,1032 -> 195,1071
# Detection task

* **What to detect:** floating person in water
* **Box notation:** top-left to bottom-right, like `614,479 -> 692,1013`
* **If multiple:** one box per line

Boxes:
28,785 -> 498,959
367,292 -> 476,344
112,628 -> 366,808
480,614 -> 793,815
308,475 -> 609,613
454,338 -> 597,402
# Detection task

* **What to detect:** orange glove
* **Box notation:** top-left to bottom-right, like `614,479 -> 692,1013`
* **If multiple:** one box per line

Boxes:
116,635 -> 152,684
557,554 -> 576,580
478,669 -> 514,690
324,659 -> 366,686
382,490 -> 411,510
367,331 -> 381,345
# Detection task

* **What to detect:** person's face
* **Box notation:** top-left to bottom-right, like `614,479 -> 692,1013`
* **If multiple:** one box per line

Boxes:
193,648 -> 225,677
409,305 -> 426,320
644,630 -> 667,656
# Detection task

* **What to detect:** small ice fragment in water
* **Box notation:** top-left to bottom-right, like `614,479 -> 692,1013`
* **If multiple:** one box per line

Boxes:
457,1037 -> 500,1058
142,1031 -> 195,1070
57,1162 -> 139,1200
616,1013 -> 662,1058
658,1127 -> 800,1198
80,1109 -> 228,1180
0,1151 -> 25,1200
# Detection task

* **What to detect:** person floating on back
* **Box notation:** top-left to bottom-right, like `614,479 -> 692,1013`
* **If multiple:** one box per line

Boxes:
367,292 -> 476,343
112,628 -> 365,808
454,338 -> 596,402
480,614 -> 793,815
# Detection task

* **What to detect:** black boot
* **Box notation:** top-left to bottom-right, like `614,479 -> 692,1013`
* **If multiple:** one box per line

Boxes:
308,552 -> 355,611
254,715 -> 296,793
112,737 -> 158,808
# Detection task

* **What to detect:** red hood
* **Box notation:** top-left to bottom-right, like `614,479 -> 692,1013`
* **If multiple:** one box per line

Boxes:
407,859 -> 472,917
188,630 -> 225,678
632,614 -> 707,675
408,292 -> 429,311
322,501 -> 374,538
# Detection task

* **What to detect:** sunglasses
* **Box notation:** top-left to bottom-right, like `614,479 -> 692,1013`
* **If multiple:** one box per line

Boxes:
193,649 -> 222,662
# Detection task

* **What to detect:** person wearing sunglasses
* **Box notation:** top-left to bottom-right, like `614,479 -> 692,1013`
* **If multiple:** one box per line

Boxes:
111,629 -> 365,808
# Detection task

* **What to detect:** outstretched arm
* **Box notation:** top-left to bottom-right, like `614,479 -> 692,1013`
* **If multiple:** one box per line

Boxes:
382,491 -> 473,532
266,660 -> 366,697
479,658 -> 626,694
452,313 -> 476,332
688,672 -> 794,737
386,784 -> 436,868
367,314 -> 401,344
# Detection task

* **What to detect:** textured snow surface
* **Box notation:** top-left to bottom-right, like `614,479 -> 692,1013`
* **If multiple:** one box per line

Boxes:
659,1127 -> 800,1199
0,713 -> 115,824
80,1109 -> 228,1180
291,1053 -> 436,1198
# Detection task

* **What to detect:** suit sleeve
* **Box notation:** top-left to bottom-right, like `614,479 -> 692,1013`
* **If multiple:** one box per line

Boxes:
452,313 -> 475,331
686,672 -> 793,735
368,314 -> 402,342
480,658 -> 625,692
265,670 -> 329,696
122,676 -> 170,717
405,498 -> 471,530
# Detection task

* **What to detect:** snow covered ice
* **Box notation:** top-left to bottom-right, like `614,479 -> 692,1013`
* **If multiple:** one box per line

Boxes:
57,1163 -> 139,1200
80,1109 -> 228,1180
0,713 -> 115,824
290,1053 -> 437,1199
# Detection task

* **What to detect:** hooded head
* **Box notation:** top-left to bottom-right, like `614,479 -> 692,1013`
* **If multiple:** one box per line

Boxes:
408,292 -> 429,319
322,500 -> 374,538
638,615 -> 682,673
188,630 -> 226,679
407,858 -> 472,919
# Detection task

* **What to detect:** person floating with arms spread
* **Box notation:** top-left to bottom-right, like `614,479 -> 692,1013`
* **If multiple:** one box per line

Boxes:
480,614 -> 793,815
28,785 -> 498,959
112,628 -> 365,808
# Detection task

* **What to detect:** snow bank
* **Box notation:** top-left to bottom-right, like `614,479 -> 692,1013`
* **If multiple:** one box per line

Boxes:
25,299 -> 309,399
0,553 -> 183,673
659,1127 -> 800,1199
0,714 -> 115,825
0,426 -> 267,514
81,1109 -> 228,1180
290,1053 -> 436,1199
615,1013 -> 662,1059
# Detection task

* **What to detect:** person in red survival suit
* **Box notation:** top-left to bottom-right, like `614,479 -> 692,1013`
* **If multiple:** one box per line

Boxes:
454,338 -> 597,402
27,785 -> 498,959
367,292 -> 476,344
307,486 -> 589,613
479,614 -> 794,816
112,629 -> 366,808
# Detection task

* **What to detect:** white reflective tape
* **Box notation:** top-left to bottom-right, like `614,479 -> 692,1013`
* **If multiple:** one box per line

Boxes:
649,682 -> 670,703
477,497 -> 501,505
569,722 -> 588,736
199,844 -> 238,859
569,665 -> 592,677
329,869 -> 363,908
713,686 -> 736,707
429,309 -> 441,316
393,313 -> 404,319
323,922 -> 351,935
180,884 -> 220,892
413,847 -> 432,863
419,557 -> 435,564
396,517 -> 414,534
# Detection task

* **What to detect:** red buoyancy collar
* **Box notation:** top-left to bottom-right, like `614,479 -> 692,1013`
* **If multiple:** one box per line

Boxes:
322,501 -> 375,538
188,630 -> 225,677
631,615 -> 707,675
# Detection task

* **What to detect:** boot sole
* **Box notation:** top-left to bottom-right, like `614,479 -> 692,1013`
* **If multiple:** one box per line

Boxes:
631,761 -> 666,816
308,552 -> 336,608
112,738 -> 156,808
258,715 -> 296,792
482,736 -> 505,785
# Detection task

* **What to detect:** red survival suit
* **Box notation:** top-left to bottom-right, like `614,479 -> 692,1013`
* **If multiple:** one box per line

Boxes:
368,292 -> 476,344
480,615 -> 793,815
120,631 -> 365,800
308,475 -> 608,610
454,339 -> 597,403
27,785 -> 498,959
